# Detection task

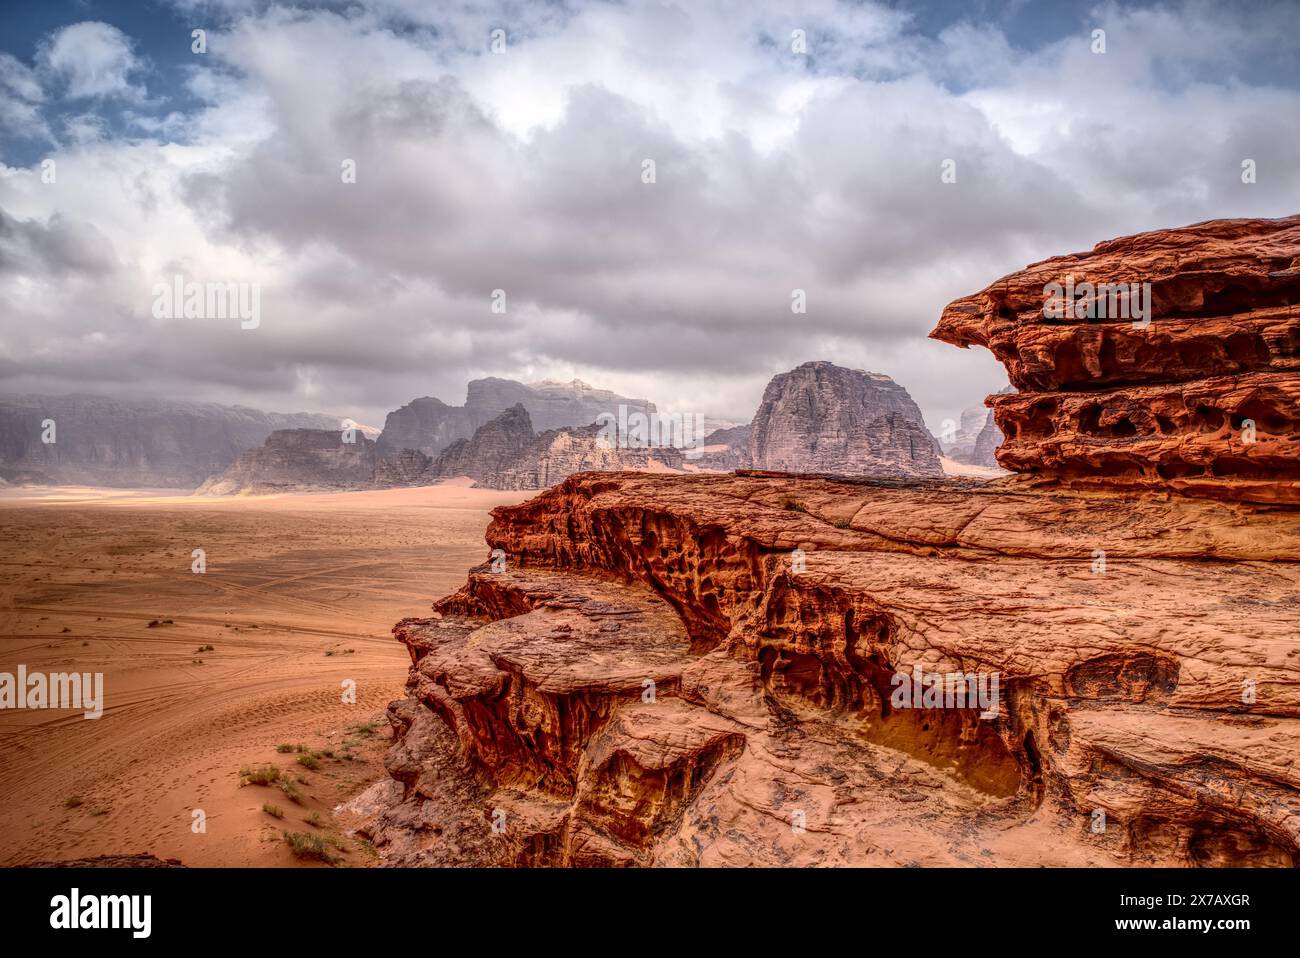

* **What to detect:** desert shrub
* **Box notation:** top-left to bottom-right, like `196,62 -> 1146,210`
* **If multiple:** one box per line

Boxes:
240,765 -> 281,787
283,831 -> 337,864
277,778 -> 303,804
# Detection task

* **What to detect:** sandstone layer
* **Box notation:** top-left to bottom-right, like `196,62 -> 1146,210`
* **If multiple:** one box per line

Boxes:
932,215 -> 1300,501
360,471 -> 1300,867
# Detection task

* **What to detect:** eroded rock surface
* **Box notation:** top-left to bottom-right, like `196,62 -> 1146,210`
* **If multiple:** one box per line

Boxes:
359,470 -> 1300,867
932,215 -> 1300,501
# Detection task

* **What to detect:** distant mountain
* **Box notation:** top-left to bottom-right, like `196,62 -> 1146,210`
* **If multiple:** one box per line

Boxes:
937,406 -> 990,460
0,394 -> 340,488
693,423 -> 752,471
475,377 -> 657,433
479,420 -> 684,491
373,397 -> 475,461
940,386 -> 1013,468
196,429 -> 376,495
431,404 -> 536,481
747,362 -> 943,478
374,377 -> 657,464
969,412 -> 1002,469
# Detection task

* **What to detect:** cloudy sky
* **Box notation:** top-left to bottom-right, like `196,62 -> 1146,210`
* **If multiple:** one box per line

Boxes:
1,0 -> 1298,431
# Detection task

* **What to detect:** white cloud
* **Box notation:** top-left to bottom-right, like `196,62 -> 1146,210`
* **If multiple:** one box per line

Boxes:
36,21 -> 146,101
0,52 -> 49,140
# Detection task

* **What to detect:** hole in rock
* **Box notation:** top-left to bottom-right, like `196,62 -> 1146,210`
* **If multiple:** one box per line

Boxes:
1233,400 -> 1290,435
1187,823 -> 1296,868
791,653 -> 1025,799
1190,404 -> 1227,431
1023,730 -> 1042,782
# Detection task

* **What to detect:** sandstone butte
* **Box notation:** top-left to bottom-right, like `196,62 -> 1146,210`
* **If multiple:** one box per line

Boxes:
349,216 -> 1300,867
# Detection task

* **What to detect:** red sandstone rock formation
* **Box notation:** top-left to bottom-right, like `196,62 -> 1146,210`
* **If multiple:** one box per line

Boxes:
932,214 -> 1300,501
354,217 -> 1300,867
354,471 -> 1300,867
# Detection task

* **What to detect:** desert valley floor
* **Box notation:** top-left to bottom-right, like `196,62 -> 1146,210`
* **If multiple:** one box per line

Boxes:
0,482 -> 530,866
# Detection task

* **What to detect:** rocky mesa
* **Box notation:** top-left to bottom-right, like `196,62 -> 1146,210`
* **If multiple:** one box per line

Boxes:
748,361 -> 943,478
350,215 -> 1300,869
197,428 -> 377,495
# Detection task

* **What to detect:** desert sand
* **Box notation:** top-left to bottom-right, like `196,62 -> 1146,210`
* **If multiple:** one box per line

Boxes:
0,480 -> 530,866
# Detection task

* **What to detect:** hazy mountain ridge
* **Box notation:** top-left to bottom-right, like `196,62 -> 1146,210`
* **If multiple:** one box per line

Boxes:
0,394 -> 341,488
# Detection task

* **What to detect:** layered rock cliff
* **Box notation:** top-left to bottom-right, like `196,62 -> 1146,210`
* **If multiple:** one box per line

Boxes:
747,362 -> 943,478
359,470 -> 1300,867
432,405 -> 536,481
479,423 -> 685,491
932,214 -> 1300,502
374,397 -> 475,462
353,216 -> 1300,868
0,394 -> 338,488
196,428 -> 376,495
371,448 -> 434,488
